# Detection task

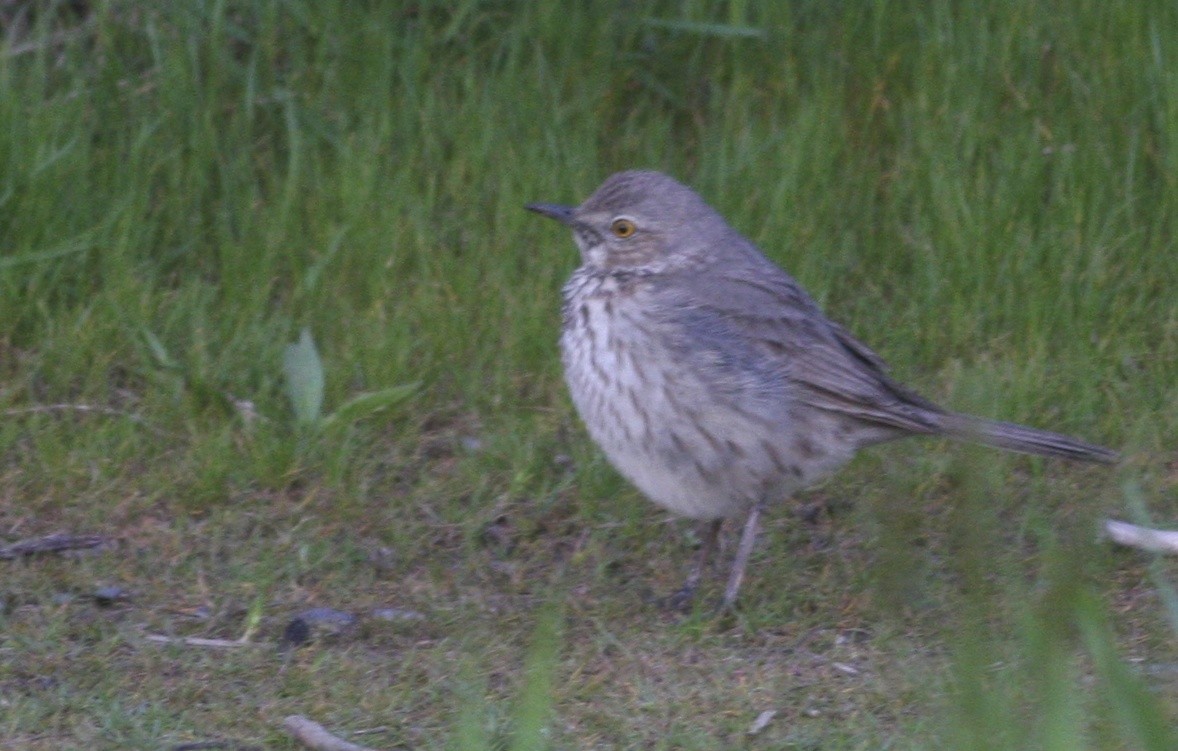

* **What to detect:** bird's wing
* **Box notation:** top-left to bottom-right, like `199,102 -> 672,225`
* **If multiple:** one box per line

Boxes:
660,264 -> 945,435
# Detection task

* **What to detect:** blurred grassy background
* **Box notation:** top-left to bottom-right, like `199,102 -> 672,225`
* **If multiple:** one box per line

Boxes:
1,1 -> 1176,748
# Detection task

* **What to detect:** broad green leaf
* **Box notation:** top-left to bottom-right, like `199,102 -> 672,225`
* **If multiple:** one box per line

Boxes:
283,328 -> 325,425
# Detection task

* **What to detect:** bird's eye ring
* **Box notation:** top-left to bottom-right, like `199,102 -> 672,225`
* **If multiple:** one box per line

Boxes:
610,218 -> 637,238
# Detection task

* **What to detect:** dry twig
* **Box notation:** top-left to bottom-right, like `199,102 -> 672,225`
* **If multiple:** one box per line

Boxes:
0,533 -> 110,560
282,716 -> 380,751
143,635 -> 256,649
1105,519 -> 1178,554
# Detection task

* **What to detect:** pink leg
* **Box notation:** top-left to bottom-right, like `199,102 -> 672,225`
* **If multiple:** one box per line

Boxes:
667,519 -> 723,610
722,503 -> 764,610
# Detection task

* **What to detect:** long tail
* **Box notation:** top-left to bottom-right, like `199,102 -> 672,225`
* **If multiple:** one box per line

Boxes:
938,413 -> 1118,464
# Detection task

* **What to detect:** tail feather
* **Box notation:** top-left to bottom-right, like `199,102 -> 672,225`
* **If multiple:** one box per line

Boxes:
938,413 -> 1118,464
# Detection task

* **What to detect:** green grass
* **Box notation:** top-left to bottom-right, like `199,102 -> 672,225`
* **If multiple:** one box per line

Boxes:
2,0 -> 1177,748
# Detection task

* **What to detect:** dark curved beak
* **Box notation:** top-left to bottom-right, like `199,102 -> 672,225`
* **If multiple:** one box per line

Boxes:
525,202 -> 575,225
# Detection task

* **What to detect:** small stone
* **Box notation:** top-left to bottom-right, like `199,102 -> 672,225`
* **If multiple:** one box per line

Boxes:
553,453 -> 575,471
93,586 -> 127,606
368,546 -> 397,572
747,709 -> 777,735
281,608 -> 358,647
281,618 -> 312,647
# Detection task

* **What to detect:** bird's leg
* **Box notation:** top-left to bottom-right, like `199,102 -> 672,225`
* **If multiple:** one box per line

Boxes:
666,518 -> 723,610
722,503 -> 765,611
686,518 -> 723,593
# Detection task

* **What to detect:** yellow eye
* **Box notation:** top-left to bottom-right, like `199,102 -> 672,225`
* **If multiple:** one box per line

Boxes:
610,218 -> 637,238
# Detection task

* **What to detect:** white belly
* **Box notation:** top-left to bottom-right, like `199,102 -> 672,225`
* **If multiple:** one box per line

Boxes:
561,292 -> 823,519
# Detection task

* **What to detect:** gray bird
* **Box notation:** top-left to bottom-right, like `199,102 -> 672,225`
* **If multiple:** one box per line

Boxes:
527,169 -> 1116,610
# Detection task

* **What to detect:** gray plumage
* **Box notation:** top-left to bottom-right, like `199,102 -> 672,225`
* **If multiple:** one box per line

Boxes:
527,169 -> 1115,608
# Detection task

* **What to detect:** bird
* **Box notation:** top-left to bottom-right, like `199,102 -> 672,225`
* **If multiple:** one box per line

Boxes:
526,169 -> 1117,610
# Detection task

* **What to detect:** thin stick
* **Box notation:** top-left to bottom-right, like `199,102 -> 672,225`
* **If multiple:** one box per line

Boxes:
282,716 -> 379,751
3,403 -> 166,435
143,635 -> 255,649
0,533 -> 110,560
1105,519 -> 1178,554
347,728 -> 389,737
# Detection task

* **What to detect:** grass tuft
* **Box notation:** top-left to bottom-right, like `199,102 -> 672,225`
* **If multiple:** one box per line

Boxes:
1,1 -> 1175,748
